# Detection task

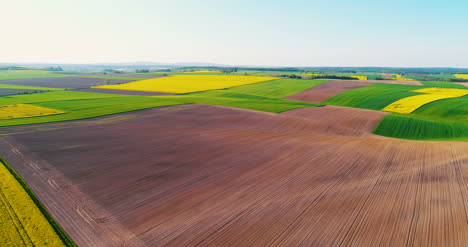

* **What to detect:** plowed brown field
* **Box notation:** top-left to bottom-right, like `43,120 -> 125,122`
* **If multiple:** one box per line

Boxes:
285,81 -> 373,103
0,104 -> 466,246
0,88 -> 46,96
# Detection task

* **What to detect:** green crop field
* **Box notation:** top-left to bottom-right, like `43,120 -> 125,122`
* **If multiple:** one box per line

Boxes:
190,79 -> 325,99
0,84 -> 64,91
418,80 -> 466,88
323,81 -> 468,141
0,75 -> 465,141
323,83 -> 422,110
0,79 -> 323,127
0,70 -> 71,80
374,114 -> 468,141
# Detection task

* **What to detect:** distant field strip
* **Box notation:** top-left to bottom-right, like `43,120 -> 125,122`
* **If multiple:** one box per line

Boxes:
395,75 -> 416,81
81,76 -> 148,81
350,75 -> 368,80
184,70 -> 221,73
0,70 -> 70,80
383,87 -> 468,114
93,75 -> 277,93
0,161 -> 65,246
0,84 -> 63,91
454,74 -> 468,79
0,104 -> 65,119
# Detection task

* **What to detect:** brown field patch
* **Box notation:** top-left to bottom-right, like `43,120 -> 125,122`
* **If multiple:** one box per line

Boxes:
0,88 -> 46,96
0,104 -> 467,246
0,77 -> 134,89
285,80 -> 373,103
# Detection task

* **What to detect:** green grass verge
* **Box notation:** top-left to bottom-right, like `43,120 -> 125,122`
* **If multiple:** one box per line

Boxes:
0,84 -> 64,91
0,71 -> 71,80
0,156 -> 76,246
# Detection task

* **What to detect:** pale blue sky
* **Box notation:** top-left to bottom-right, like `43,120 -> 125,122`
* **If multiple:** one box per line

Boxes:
2,0 -> 467,67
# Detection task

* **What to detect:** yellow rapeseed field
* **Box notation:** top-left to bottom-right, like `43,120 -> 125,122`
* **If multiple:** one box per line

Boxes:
395,75 -> 416,81
350,76 -> 368,80
0,161 -> 65,246
184,70 -> 221,73
383,87 -> 468,114
0,104 -> 65,119
454,74 -> 468,79
93,75 -> 277,94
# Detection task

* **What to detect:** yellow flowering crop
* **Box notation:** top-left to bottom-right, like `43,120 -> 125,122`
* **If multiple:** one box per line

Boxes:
383,87 -> 468,114
93,75 -> 277,94
0,162 -> 65,246
184,70 -> 221,73
350,76 -> 368,80
395,75 -> 415,81
0,104 -> 65,119
454,74 -> 468,79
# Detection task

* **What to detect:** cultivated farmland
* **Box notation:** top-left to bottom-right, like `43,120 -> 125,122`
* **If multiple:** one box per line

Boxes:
0,77 -> 135,89
93,75 -> 278,93
0,71 -> 467,246
0,104 -> 65,119
0,104 -> 466,246
383,87 -> 468,113
0,161 -> 68,246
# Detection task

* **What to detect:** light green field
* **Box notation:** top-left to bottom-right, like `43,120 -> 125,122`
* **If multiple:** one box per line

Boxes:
0,84 -> 64,91
0,75 -> 465,141
322,81 -> 467,141
0,79 -> 322,127
0,71 -> 71,80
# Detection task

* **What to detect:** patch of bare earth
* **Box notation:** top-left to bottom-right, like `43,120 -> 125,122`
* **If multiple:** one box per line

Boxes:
285,80 -> 373,103
0,104 -> 466,246
0,88 -> 46,96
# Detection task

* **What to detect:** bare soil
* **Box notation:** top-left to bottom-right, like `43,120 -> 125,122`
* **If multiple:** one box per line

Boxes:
0,104 -> 466,246
285,80 -> 373,103
0,88 -> 46,96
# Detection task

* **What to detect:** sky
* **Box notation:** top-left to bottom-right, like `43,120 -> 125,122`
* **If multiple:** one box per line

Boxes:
1,0 -> 468,67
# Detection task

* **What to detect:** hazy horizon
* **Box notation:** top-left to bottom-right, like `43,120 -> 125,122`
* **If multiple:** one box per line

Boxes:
2,0 -> 468,67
